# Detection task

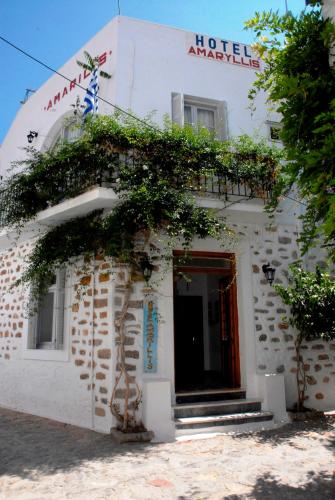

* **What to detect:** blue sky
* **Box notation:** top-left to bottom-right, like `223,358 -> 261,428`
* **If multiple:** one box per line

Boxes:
0,0 -> 306,143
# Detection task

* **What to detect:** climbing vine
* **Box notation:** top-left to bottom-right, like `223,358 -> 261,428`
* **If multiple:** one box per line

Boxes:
1,114 -> 282,432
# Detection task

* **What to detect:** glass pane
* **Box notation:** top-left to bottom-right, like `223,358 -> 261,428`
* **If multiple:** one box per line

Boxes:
179,257 -> 232,269
197,108 -> 215,132
64,124 -> 81,143
37,292 -> 54,343
270,125 -> 281,141
184,105 -> 192,125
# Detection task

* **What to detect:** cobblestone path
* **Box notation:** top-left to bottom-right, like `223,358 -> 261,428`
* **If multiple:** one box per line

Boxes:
0,407 -> 334,499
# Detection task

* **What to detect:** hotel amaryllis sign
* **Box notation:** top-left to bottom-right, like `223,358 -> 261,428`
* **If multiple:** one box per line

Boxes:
44,50 -> 111,111
187,33 -> 260,69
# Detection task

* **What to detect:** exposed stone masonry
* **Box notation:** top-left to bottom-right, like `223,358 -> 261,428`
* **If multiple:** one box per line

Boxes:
0,243 -> 31,361
249,222 -> 335,408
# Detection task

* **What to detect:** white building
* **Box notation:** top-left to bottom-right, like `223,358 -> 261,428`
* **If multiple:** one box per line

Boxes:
0,16 -> 334,441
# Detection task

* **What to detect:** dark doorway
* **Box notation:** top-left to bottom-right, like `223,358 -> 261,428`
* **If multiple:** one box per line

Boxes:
174,296 -> 204,390
173,252 -> 240,392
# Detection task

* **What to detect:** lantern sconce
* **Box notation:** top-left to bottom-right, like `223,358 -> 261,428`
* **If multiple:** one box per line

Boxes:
262,263 -> 276,286
27,131 -> 38,144
140,254 -> 154,283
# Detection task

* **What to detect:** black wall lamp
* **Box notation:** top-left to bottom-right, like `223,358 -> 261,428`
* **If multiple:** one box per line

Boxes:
140,254 -> 154,283
262,263 -> 276,285
27,131 -> 38,144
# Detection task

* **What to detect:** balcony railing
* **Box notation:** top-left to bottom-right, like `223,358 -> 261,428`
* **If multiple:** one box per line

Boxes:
0,166 -> 273,230
179,173 -> 273,200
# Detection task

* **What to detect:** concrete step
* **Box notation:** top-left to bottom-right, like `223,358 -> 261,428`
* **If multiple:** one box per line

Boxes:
173,399 -> 262,419
175,388 -> 246,404
175,411 -> 274,431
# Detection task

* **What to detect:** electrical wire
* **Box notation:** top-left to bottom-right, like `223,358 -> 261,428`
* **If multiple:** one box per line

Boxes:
0,34 -> 159,132
282,194 -> 307,206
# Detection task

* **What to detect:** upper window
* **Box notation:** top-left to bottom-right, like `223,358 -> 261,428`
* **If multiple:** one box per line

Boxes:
267,121 -> 282,143
29,269 -> 66,350
51,120 -> 82,150
42,112 -> 83,152
172,93 -> 228,140
184,103 -> 216,134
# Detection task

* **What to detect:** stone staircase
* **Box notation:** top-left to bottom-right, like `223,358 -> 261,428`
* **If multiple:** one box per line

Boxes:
174,388 -> 274,436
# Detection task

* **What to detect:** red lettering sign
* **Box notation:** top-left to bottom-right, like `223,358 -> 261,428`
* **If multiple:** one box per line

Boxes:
44,49 -> 111,111
70,79 -> 76,91
53,93 -> 61,105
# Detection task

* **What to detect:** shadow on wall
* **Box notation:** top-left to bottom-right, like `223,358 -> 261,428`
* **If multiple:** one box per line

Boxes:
224,471 -> 335,500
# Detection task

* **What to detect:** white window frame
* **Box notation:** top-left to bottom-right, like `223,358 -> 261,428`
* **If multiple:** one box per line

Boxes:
51,119 -> 82,150
42,112 -> 83,152
184,102 -> 217,134
172,93 -> 228,140
23,268 -> 70,362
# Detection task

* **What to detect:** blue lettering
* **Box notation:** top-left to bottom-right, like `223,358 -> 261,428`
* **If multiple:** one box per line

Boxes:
221,40 -> 228,52
208,38 -> 216,49
244,45 -> 251,58
195,34 -> 204,47
233,43 -> 240,55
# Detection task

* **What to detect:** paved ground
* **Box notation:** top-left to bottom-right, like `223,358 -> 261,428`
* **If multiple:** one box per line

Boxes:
0,407 -> 334,499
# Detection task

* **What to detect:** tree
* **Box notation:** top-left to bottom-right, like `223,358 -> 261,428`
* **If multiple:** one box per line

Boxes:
275,264 -> 335,411
76,50 -> 111,79
245,2 -> 335,260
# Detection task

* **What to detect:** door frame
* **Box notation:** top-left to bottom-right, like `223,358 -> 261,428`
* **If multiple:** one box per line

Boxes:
173,250 -> 241,389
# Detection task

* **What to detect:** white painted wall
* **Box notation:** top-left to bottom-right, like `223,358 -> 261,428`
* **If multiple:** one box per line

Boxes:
0,17 -> 117,178
114,17 -> 272,137
0,16 -> 278,178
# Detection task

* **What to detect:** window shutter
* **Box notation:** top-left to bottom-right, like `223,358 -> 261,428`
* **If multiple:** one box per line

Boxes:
171,93 -> 184,126
55,269 -> 66,348
216,101 -> 228,140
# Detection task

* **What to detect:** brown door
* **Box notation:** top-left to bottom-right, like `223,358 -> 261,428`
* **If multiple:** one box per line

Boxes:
174,251 -> 241,391
219,276 -> 240,388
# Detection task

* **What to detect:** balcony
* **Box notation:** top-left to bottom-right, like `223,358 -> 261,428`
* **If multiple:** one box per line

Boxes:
0,161 -> 273,234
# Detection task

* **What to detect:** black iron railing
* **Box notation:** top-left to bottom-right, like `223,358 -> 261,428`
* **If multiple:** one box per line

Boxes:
0,167 -> 273,229
180,173 -> 273,200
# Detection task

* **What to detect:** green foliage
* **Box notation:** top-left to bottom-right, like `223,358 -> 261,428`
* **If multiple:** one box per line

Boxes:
0,115 -> 281,229
245,5 -> 335,259
275,264 -> 335,343
76,50 -> 111,79
1,114 -> 282,302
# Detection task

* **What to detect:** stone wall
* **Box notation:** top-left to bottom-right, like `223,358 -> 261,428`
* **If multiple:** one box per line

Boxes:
0,242 -> 30,361
1,221 -> 334,427
72,258 -> 145,429
0,242 -> 147,431
250,222 -> 335,410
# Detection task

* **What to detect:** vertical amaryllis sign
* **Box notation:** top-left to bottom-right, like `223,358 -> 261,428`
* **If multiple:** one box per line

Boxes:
143,298 -> 158,373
